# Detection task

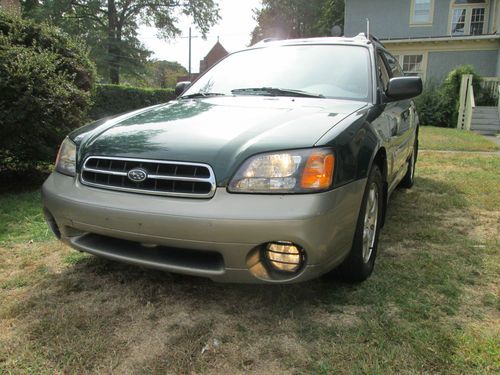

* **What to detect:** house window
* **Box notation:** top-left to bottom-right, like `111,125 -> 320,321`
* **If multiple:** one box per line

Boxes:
450,0 -> 488,36
392,54 -> 426,79
411,0 -> 434,25
452,9 -> 467,35
471,8 -> 486,34
402,55 -> 424,76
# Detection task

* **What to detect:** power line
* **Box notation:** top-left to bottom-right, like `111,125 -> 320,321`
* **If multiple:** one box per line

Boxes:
138,32 -> 251,40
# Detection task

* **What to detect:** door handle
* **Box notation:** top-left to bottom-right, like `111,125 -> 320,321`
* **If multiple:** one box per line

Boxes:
401,109 -> 410,121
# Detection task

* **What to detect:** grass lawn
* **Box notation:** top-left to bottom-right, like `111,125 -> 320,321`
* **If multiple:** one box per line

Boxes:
420,126 -> 499,152
0,129 -> 499,374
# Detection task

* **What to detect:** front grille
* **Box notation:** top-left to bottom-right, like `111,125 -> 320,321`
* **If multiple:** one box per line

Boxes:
80,156 -> 216,198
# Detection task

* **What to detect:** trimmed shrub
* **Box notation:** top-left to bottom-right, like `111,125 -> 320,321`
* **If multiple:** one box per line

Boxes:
414,81 -> 453,127
0,12 -> 96,170
89,84 -> 176,120
416,65 -> 487,128
441,65 -> 482,127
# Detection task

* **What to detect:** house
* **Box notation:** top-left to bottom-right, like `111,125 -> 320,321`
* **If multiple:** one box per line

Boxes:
178,39 -> 229,83
344,0 -> 500,82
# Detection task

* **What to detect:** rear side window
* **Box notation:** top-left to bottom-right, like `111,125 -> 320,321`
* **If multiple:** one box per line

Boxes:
376,54 -> 390,91
383,51 -> 404,77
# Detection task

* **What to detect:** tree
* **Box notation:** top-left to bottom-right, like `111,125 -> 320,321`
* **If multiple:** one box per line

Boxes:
121,60 -> 188,88
23,0 -> 220,84
146,60 -> 188,88
250,0 -> 344,45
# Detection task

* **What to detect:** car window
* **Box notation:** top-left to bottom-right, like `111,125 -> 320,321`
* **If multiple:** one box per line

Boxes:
376,54 -> 390,91
383,51 -> 404,77
184,45 -> 371,101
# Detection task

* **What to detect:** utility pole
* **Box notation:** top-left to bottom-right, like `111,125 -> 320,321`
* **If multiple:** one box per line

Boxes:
188,27 -> 192,81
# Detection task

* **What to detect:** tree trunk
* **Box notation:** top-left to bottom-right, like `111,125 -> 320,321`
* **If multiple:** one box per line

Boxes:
107,0 -> 120,84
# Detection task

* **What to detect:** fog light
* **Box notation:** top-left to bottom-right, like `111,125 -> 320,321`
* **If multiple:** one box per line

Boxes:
265,242 -> 304,273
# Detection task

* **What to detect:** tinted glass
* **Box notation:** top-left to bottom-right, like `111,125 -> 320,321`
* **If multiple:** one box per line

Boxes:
383,52 -> 404,77
184,45 -> 371,101
376,54 -> 390,91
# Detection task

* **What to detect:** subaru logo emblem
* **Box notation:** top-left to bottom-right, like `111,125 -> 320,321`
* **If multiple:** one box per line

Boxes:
127,168 -> 148,182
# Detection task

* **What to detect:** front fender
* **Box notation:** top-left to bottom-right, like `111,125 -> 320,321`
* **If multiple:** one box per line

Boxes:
316,105 -> 383,188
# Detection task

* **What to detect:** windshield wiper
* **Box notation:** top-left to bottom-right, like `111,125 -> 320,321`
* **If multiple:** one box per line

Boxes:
231,87 -> 324,98
180,92 -> 226,99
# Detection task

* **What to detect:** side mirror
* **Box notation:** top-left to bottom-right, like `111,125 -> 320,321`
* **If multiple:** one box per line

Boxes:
385,77 -> 422,102
175,81 -> 191,97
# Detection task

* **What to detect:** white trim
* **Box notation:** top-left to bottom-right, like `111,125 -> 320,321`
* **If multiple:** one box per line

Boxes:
382,34 -> 500,43
383,40 -> 499,53
410,0 -> 435,26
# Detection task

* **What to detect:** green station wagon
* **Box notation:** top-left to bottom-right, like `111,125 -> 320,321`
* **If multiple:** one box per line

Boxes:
42,34 -> 422,283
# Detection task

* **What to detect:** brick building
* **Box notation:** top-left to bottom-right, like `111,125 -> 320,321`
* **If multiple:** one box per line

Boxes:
178,39 -> 229,82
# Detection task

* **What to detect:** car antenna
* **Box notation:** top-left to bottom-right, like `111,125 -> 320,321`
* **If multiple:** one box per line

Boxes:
366,18 -> 370,39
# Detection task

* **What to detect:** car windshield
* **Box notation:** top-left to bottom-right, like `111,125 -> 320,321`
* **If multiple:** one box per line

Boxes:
183,44 -> 371,101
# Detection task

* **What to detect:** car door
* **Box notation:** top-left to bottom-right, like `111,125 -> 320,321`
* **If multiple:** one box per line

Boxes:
373,51 -> 405,187
382,51 -> 416,185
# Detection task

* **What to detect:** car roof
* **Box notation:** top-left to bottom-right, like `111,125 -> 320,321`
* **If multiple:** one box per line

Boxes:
248,33 -> 384,50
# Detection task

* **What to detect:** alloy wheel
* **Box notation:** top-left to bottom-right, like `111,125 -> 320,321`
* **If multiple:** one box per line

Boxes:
362,182 -> 379,263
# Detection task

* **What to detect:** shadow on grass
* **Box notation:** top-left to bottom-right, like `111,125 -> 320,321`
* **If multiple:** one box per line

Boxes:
1,176 -> 487,374
0,170 -> 48,194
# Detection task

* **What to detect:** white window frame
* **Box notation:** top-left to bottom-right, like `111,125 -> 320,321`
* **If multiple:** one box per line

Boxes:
448,0 -> 489,36
393,53 -> 428,82
410,0 -> 435,26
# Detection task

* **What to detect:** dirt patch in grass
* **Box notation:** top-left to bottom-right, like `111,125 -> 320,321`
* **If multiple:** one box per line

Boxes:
470,210 -> 500,242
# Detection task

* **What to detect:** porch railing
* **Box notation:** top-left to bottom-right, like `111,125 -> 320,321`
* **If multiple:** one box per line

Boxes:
457,74 -> 475,130
457,75 -> 500,130
481,76 -> 500,101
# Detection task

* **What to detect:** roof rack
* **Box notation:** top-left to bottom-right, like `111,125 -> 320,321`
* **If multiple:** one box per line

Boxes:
252,37 -> 282,47
354,32 -> 385,47
370,35 -> 384,46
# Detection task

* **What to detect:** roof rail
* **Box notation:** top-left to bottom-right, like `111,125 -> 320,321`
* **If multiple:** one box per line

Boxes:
355,32 -> 385,47
370,35 -> 384,45
252,37 -> 282,46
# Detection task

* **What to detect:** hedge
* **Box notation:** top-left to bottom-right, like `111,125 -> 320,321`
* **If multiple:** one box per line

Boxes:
0,11 -> 96,170
89,84 -> 176,120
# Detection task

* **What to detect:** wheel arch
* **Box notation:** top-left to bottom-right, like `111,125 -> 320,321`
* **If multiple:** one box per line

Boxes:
370,147 -> 388,228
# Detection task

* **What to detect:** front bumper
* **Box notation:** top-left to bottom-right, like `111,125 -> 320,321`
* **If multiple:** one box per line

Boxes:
42,173 -> 366,283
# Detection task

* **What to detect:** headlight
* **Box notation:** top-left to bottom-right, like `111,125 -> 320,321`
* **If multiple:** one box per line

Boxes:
228,148 -> 334,193
55,137 -> 76,176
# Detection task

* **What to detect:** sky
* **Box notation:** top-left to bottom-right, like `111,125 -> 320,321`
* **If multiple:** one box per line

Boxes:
138,0 -> 262,74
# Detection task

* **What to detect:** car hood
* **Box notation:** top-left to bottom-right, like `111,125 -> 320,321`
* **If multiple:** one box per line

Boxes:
76,97 -> 367,184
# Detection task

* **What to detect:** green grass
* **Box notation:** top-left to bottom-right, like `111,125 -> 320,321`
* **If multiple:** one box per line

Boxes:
420,126 -> 499,151
0,128 -> 499,374
0,191 -> 51,246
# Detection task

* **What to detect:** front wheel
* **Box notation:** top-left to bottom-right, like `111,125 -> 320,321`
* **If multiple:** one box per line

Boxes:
336,165 -> 383,283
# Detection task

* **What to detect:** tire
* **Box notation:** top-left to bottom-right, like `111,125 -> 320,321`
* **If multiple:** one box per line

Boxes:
399,138 -> 418,189
336,165 -> 384,283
